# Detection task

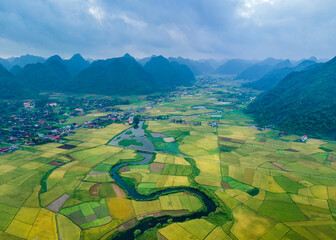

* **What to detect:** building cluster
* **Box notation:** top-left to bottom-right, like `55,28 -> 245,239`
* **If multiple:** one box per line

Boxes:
170,119 -> 190,124
0,89 -> 189,155
0,98 -> 136,153
170,119 -> 202,126
208,120 -> 221,128
0,145 -> 18,155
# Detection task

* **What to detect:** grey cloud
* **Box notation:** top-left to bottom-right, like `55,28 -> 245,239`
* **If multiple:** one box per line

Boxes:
0,0 -> 335,60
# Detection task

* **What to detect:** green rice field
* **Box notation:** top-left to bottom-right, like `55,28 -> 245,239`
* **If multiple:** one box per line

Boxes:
1,82 -> 336,240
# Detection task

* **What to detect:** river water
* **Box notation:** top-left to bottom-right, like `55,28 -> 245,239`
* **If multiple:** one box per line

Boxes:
107,122 -> 218,239
108,152 -> 216,239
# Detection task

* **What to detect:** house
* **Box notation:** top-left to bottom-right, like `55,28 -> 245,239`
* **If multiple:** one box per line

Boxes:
47,102 -> 58,107
279,132 -> 287,137
38,133 -> 46,138
23,101 -> 35,109
48,135 -> 60,141
301,135 -> 308,142
75,108 -> 84,112
208,121 -> 218,128
0,148 -> 9,154
194,121 -> 202,126
163,137 -> 175,143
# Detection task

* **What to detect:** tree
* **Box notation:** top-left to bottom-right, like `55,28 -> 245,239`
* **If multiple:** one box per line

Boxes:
134,229 -> 141,237
133,115 -> 140,129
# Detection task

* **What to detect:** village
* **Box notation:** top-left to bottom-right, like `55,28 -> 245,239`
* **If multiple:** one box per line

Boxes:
0,95 -> 174,155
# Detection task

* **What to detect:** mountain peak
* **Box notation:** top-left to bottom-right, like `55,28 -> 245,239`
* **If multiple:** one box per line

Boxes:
46,55 -> 63,64
70,53 -> 85,61
123,53 -> 134,59
327,56 -> 336,64
152,55 -> 168,62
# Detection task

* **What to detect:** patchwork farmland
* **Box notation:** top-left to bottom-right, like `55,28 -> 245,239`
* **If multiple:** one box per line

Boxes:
1,85 -> 336,240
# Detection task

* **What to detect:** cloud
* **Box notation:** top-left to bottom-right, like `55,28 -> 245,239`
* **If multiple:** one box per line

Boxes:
88,0 -> 105,22
238,0 -> 280,19
0,0 -> 335,60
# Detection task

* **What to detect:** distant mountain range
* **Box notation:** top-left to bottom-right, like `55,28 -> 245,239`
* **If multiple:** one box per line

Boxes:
70,54 -> 156,95
244,60 -> 317,90
214,59 -> 256,75
235,58 -> 292,81
0,53 -> 195,98
138,56 -> 216,76
246,57 -> 336,138
167,57 -> 214,75
0,65 -> 27,98
146,56 -> 194,88
0,54 -> 45,70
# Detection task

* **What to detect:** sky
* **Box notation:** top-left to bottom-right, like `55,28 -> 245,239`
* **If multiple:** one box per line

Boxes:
0,0 -> 336,60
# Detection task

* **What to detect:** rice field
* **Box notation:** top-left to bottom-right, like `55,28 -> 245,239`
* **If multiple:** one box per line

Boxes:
157,115 -> 336,239
2,86 -> 336,240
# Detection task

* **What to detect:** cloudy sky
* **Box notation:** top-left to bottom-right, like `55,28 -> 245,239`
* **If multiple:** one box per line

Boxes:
0,0 -> 335,60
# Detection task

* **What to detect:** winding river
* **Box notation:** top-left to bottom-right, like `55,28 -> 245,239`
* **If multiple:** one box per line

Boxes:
107,122 -> 218,239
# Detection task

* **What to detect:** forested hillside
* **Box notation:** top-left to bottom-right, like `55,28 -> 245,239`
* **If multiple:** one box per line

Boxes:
247,57 -> 336,138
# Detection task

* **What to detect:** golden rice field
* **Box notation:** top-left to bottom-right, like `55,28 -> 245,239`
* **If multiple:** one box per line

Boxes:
2,88 -> 336,240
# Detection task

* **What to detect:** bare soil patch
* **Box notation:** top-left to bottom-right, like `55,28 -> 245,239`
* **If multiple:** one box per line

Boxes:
271,162 -> 289,171
149,163 -> 165,173
117,218 -> 138,231
48,160 -> 65,166
58,144 -> 77,150
328,154 -> 336,161
218,137 -> 245,144
285,148 -> 299,152
161,210 -> 189,216
89,171 -> 109,175
182,191 -> 195,197
46,194 -> 70,212
222,181 -> 232,189
65,154 -> 76,161
112,183 -> 126,198
119,166 -> 130,173
137,212 -> 161,220
89,184 -> 100,197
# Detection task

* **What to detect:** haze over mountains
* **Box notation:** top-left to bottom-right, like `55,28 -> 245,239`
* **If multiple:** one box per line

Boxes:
0,53 -> 196,97
244,59 -> 318,90
214,59 -> 256,75
0,52 -> 329,100
0,51 -> 335,139
0,54 -> 45,70
247,57 -> 336,138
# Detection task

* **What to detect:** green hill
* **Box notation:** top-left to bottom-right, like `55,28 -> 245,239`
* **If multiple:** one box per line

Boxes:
245,60 -> 317,90
235,58 -> 287,81
168,57 -> 214,75
17,62 -> 66,92
246,57 -> 336,138
70,54 -> 156,95
1,53 -> 195,98
0,64 -> 28,99
64,53 -> 90,76
215,59 -> 255,75
144,56 -> 195,89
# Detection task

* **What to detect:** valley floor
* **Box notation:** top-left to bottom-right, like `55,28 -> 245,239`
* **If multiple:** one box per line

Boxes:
1,79 -> 336,240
